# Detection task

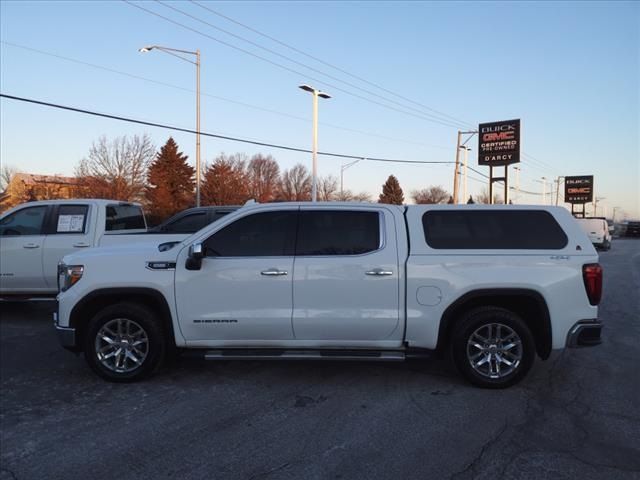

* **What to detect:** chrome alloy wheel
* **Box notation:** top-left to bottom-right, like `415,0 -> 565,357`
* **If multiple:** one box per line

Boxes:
467,323 -> 523,379
95,318 -> 149,373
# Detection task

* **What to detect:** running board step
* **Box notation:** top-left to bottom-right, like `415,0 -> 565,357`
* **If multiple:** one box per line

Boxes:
202,349 -> 406,362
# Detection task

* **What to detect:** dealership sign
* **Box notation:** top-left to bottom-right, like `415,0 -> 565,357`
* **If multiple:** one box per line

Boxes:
478,119 -> 521,167
564,175 -> 594,204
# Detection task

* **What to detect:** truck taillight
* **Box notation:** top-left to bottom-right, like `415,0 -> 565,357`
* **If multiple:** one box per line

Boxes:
582,263 -> 603,306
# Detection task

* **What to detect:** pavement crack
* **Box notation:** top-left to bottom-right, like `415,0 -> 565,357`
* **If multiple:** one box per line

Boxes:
248,462 -> 291,480
449,420 -> 509,480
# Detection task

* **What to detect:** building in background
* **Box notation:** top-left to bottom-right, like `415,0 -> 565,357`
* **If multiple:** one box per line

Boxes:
0,173 -> 82,212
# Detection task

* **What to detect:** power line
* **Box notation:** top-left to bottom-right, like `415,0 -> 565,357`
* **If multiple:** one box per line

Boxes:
0,41 -> 449,151
0,93 -> 455,165
189,0 -> 475,130
156,0 -> 471,129
122,0 -> 466,129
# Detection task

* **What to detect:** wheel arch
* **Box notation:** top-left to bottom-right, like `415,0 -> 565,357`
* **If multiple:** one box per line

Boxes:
437,288 -> 552,360
69,288 -> 176,352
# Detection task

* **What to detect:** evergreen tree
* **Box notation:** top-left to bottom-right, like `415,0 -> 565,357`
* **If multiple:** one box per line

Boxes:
201,154 -> 251,205
145,137 -> 195,225
378,175 -> 404,205
447,196 -> 454,204
467,195 -> 475,204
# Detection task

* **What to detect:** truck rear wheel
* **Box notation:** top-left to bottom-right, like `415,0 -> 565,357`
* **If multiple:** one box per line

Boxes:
451,307 -> 535,388
84,302 -> 165,382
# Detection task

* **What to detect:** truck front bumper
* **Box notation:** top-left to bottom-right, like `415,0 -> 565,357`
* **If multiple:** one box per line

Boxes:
566,320 -> 602,347
53,311 -> 79,351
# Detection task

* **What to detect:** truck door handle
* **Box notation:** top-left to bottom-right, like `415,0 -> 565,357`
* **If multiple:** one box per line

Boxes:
73,243 -> 90,248
23,243 -> 40,249
365,268 -> 393,276
261,269 -> 288,276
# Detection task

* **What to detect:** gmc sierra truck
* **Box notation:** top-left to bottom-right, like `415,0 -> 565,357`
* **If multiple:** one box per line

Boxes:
54,202 -> 603,388
0,199 -> 190,298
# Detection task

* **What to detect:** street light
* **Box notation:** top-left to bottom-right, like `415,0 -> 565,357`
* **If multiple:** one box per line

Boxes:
139,45 -> 202,207
340,158 -> 363,197
299,84 -> 331,202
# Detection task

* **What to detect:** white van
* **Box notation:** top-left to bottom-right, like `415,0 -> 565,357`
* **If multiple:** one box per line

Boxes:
575,217 -> 611,250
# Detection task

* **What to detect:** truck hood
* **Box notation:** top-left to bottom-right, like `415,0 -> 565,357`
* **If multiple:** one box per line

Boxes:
62,242 -> 181,266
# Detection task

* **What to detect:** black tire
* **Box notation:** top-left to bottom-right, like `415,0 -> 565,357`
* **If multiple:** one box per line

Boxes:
84,302 -> 166,382
451,307 -> 536,389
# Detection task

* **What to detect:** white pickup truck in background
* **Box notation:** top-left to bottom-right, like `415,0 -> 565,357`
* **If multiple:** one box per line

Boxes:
0,199 -> 190,297
54,202 -> 603,388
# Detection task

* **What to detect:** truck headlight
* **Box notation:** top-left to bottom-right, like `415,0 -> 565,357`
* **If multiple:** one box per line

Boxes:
58,264 -> 84,292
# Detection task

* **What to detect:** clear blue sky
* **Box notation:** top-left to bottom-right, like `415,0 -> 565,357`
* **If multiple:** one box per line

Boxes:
1,1 -> 638,218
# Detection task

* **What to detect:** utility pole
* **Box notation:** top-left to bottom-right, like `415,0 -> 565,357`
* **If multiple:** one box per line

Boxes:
453,131 -> 477,204
555,176 -> 564,206
513,167 -> 521,204
453,131 -> 462,204
340,159 -> 362,197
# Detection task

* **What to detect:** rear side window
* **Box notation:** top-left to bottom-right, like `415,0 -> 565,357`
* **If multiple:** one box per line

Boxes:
0,206 -> 47,236
105,204 -> 146,231
203,211 -> 297,257
296,211 -> 380,256
54,205 -> 89,234
422,210 -> 568,249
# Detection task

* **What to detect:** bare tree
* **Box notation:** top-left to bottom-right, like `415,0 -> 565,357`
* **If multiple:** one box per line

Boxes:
247,154 -> 280,202
318,175 -> 339,201
0,165 -> 19,192
334,189 -> 372,202
476,187 -> 503,204
278,163 -> 311,201
412,185 -> 450,204
75,134 -> 155,202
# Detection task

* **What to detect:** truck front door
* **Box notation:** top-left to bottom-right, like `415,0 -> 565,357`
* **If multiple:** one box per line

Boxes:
0,205 -> 49,293
174,209 -> 298,344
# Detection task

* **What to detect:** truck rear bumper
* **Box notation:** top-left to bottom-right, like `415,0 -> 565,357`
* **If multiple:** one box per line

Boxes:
566,320 -> 602,347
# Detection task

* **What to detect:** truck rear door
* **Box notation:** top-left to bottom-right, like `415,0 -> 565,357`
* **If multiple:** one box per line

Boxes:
291,206 -> 402,344
41,204 -> 95,289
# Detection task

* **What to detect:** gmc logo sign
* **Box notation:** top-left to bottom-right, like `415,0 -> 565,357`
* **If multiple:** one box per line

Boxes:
478,119 -> 520,167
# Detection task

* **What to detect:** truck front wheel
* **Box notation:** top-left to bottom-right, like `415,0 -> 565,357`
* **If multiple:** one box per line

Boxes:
84,302 -> 166,382
451,307 -> 535,388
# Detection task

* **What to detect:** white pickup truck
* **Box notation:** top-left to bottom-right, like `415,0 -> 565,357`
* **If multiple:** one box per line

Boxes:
54,202 -> 603,388
0,199 -> 188,298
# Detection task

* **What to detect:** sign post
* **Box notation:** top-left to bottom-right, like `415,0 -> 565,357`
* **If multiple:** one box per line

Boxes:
478,119 -> 521,204
564,175 -> 594,218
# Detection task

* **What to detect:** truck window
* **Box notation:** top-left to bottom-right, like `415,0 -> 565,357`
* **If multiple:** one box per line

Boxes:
0,206 -> 48,236
296,211 -> 380,256
53,205 -> 89,234
203,211 -> 297,257
422,210 -> 568,249
165,212 -> 208,233
105,204 -> 146,231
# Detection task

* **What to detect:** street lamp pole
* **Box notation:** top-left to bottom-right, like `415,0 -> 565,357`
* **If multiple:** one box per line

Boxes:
299,84 -> 331,202
139,45 -> 201,206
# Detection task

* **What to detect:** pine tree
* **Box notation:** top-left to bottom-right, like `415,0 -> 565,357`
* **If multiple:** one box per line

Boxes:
378,175 -> 404,205
201,154 -> 251,205
145,137 -> 195,225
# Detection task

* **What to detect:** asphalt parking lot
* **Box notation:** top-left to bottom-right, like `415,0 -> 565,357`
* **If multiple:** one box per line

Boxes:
1,239 -> 639,480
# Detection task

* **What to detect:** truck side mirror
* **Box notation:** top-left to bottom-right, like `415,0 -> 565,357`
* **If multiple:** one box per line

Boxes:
186,242 -> 204,271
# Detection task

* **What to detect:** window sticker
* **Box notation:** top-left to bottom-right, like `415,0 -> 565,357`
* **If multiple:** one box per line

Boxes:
57,214 -> 85,233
